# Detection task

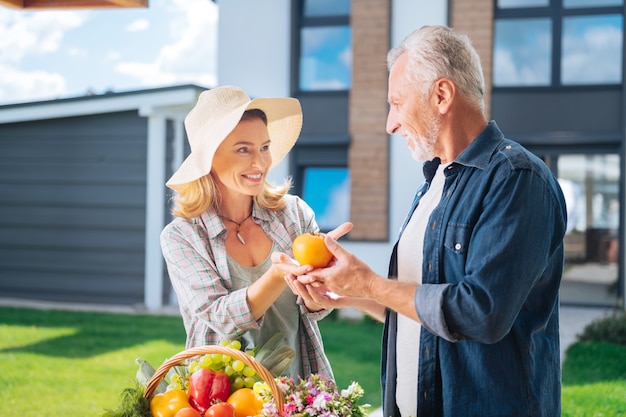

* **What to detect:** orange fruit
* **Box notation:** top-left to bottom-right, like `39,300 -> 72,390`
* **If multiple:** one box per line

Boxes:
292,232 -> 333,268
226,388 -> 264,417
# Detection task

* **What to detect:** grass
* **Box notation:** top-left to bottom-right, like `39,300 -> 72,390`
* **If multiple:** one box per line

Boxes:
1,306 -> 625,416
0,306 -> 382,416
562,342 -> 626,416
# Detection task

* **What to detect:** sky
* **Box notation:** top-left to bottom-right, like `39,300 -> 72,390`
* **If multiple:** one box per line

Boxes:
0,0 -> 218,106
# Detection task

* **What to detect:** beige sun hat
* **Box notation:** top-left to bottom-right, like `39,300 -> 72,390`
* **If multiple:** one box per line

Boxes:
166,85 -> 303,187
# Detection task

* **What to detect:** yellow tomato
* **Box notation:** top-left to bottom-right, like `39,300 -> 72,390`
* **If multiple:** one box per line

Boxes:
150,389 -> 192,417
226,388 -> 264,417
292,232 -> 333,268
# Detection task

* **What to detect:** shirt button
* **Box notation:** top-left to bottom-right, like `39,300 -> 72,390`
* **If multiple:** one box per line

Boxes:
506,145 -> 512,150
455,243 -> 462,250
418,191 -> 423,196
431,220 -> 437,230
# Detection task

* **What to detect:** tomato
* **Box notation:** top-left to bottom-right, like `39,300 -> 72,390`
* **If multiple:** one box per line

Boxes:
226,388 -> 264,417
174,407 -> 203,417
150,389 -> 192,417
292,232 -> 333,268
205,402 -> 236,417
188,369 -> 232,414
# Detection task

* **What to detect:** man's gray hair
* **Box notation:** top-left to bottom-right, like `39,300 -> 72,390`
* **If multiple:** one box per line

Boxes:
387,25 -> 485,112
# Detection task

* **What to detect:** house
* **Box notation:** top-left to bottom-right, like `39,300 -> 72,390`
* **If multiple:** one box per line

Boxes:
0,85 -> 203,310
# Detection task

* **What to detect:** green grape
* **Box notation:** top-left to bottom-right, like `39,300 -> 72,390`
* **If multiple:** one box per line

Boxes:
244,377 -> 256,388
245,350 -> 255,357
199,355 -> 213,368
170,373 -> 180,383
242,366 -> 256,377
188,361 -> 199,374
231,359 -> 245,372
229,340 -> 242,350
232,376 -> 245,390
166,382 -> 178,391
224,365 -> 234,376
219,339 -> 230,347
221,354 -> 232,364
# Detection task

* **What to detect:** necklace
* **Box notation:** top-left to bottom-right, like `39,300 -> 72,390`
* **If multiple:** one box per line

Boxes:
220,212 -> 253,245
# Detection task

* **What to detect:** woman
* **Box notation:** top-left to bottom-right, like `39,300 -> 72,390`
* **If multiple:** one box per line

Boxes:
160,85 -> 349,380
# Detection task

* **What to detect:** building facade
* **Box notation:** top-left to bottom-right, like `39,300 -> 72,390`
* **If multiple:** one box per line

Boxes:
217,0 -> 624,309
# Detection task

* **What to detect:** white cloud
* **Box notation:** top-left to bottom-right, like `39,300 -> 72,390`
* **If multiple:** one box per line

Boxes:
0,63 -> 66,103
115,0 -> 218,88
0,9 -> 86,103
127,18 -> 149,32
0,9 -> 86,62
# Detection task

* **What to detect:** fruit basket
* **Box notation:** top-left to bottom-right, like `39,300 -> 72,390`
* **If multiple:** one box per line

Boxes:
103,335 -> 369,417
143,345 -> 284,414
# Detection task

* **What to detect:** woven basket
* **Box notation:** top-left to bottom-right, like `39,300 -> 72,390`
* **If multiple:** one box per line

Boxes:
143,345 -> 285,414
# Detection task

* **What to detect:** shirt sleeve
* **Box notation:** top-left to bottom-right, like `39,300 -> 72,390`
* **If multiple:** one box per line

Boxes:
161,219 -> 260,346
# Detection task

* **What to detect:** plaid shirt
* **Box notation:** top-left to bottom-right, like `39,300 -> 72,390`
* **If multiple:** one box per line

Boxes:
160,194 -> 333,379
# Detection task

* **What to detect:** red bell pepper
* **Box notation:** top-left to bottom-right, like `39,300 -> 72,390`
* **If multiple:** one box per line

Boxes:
187,368 -> 231,414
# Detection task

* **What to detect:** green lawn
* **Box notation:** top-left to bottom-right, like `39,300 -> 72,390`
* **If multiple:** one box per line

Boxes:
1,306 -> 625,416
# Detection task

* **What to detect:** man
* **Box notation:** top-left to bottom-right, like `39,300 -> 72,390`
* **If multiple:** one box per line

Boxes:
290,25 -> 567,416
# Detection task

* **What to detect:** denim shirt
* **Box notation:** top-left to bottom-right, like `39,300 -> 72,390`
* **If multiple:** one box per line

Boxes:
381,121 -> 567,417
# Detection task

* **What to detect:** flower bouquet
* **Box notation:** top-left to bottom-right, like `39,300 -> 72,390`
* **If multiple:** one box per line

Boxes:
258,374 -> 370,417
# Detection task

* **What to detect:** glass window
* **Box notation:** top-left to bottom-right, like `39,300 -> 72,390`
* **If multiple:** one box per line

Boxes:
558,153 -> 620,307
304,0 -> 350,17
299,26 -> 351,91
493,18 -> 552,86
561,14 -> 623,85
563,0 -> 622,8
498,0 -> 548,8
302,167 -> 350,231
494,1 -> 623,88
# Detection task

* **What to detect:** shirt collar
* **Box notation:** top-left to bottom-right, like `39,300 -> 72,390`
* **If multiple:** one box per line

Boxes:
453,120 -> 504,170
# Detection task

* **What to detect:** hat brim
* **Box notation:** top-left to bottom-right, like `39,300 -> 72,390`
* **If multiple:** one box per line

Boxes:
166,95 -> 302,187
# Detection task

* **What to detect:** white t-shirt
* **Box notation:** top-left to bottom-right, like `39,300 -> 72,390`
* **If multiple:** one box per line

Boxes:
396,162 -> 448,417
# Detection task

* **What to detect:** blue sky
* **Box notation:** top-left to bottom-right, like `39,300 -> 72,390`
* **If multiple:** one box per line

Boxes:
0,0 -> 218,105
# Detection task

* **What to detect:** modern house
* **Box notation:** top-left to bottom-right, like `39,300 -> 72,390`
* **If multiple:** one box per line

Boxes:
0,0 -> 623,311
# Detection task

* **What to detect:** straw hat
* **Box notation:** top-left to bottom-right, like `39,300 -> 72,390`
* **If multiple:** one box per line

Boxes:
166,85 -> 303,187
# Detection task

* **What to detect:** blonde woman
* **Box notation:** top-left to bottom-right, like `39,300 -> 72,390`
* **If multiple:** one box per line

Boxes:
160,86 -> 350,380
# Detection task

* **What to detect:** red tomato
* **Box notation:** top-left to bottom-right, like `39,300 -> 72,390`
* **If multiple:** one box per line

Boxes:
174,407 -> 203,417
292,232 -> 333,268
188,369 -> 232,414
205,402 -> 236,417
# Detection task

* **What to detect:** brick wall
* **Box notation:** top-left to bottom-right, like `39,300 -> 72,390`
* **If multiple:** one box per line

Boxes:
450,0 -> 494,118
348,0 -> 494,240
348,0 -> 390,240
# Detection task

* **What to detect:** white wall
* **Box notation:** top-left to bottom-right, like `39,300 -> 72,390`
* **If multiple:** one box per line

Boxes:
216,0 -> 448,277
217,0 -> 293,182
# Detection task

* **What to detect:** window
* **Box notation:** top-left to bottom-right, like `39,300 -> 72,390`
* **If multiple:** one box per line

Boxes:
556,153 -> 621,307
302,167 -> 350,231
291,1 -> 352,233
493,0 -> 623,87
296,0 -> 351,92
